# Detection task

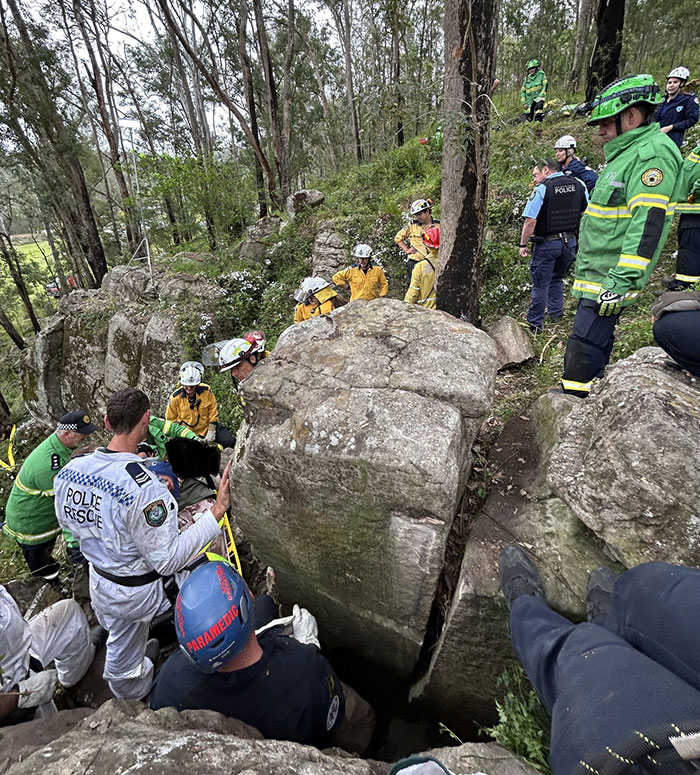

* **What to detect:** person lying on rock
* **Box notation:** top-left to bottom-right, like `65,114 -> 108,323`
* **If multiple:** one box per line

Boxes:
3,410 -> 98,581
150,559 -> 375,753
54,387 -> 231,701
166,361 -> 235,448
499,544 -> 700,774
0,584 -> 96,724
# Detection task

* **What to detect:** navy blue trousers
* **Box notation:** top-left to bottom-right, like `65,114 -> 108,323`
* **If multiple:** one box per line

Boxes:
675,216 -> 700,287
510,563 -> 700,774
653,310 -> 700,377
561,298 -> 620,395
527,238 -> 576,330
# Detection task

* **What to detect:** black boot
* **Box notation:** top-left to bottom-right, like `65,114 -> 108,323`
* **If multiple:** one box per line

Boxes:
585,567 -> 618,625
498,545 -> 546,611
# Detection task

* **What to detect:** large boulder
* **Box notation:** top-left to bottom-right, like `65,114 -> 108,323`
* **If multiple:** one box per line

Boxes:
102,266 -> 156,302
548,346 -> 700,567
239,240 -> 269,262
488,316 -> 535,370
231,300 -> 498,677
21,314 -> 65,422
411,403 -> 618,734
312,220 -> 348,278
286,188 -> 325,218
137,312 -> 186,415
105,310 -> 149,394
247,214 -> 282,241
3,700 -> 538,775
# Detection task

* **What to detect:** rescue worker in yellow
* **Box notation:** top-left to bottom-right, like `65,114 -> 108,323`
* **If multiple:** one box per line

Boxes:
293,277 -> 341,324
332,244 -> 388,301
560,75 -> 682,397
165,361 -> 235,447
293,279 -> 314,323
394,198 -> 439,285
404,226 -> 439,309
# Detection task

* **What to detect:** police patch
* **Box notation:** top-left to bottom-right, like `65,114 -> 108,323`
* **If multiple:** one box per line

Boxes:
326,694 -> 340,731
50,453 -> 61,471
144,499 -> 167,527
641,168 -> 663,187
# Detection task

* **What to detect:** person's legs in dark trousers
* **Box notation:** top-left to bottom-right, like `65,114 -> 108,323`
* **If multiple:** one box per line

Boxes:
214,423 -> 236,449
253,593 -> 279,630
653,311 -> 700,376
675,216 -> 700,287
606,562 -> 700,693
18,537 -> 60,580
406,258 -> 417,288
546,238 -> 576,320
561,299 -> 620,396
527,242 -> 559,332
509,594 -> 700,775
529,99 -> 544,122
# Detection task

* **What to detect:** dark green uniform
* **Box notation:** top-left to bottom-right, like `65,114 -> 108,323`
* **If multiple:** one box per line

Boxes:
3,432 -> 71,545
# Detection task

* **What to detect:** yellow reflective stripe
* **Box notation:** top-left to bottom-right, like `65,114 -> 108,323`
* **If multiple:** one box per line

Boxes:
628,193 -> 669,211
3,523 -> 62,543
419,296 -> 436,304
677,203 -> 700,213
561,379 -> 592,393
409,284 -> 421,290
688,151 -> 700,164
676,273 -> 700,282
618,254 -> 650,270
14,476 -> 54,497
162,419 -> 174,434
586,204 -> 631,219
572,279 -> 639,298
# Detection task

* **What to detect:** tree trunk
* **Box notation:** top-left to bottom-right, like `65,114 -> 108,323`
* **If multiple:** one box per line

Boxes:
0,386 -> 11,437
389,0 -> 404,146
570,0 -> 595,91
330,0 -> 362,163
436,0 -> 497,323
0,308 -> 25,350
302,31 -> 339,173
585,0 -> 626,102
0,230 -> 41,333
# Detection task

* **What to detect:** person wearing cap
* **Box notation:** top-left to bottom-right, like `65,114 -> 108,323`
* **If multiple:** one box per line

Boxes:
559,74 -> 682,397
394,198 -> 439,285
165,361 -> 234,448
521,59 -> 547,122
554,135 -> 599,194
150,560 -> 373,750
654,67 -> 699,148
54,387 -> 232,700
519,158 -> 588,333
332,244 -> 388,301
2,410 -> 98,580
404,226 -> 439,309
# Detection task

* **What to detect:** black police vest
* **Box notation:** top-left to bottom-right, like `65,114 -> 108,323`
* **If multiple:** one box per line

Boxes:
534,176 -> 582,237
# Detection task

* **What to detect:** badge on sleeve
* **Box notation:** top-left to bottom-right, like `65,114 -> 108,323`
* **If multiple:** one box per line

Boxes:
641,168 -> 663,187
326,694 -> 340,731
50,453 -> 61,470
144,499 -> 167,527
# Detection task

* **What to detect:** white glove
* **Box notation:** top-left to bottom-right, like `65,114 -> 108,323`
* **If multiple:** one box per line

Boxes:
16,669 -> 58,709
291,604 -> 320,648
205,424 -> 217,443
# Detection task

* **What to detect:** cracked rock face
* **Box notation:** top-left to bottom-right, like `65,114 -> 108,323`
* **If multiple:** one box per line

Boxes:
231,299 -> 498,677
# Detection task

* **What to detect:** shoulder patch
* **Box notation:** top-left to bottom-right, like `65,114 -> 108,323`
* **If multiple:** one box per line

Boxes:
326,694 -> 340,731
50,453 -> 62,471
144,499 -> 168,527
126,461 -> 153,487
527,189 -> 537,201
641,168 -> 663,187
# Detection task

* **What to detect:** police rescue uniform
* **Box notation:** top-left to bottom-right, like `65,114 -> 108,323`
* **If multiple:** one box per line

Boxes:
54,448 -> 221,699
3,432 -> 72,546
562,123 -> 682,395
559,156 -> 598,194
673,143 -> 700,285
165,383 -> 218,437
332,261 -> 388,301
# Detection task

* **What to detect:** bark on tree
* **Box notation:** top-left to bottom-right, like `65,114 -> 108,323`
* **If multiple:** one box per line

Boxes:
585,0 -> 626,102
436,0 -> 497,323
0,386 -> 11,437
0,226 -> 40,333
570,0 -> 595,91
329,0 -> 362,163
0,308 -> 25,350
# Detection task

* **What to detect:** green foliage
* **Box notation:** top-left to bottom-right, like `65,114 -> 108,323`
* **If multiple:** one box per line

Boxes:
483,666 -> 552,773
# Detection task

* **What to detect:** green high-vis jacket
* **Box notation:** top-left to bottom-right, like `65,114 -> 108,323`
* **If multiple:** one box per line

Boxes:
3,432 -> 71,545
572,124 -> 682,306
520,70 -> 547,110
676,142 -> 700,215
147,416 -> 198,459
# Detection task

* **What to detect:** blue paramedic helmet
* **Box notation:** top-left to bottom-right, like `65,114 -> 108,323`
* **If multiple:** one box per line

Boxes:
175,560 -> 254,673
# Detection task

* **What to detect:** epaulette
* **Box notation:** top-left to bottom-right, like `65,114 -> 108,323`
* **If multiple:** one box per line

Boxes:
196,383 -> 212,394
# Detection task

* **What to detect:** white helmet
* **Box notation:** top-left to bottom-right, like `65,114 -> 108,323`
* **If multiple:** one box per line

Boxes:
179,361 -> 204,386
301,276 -> 330,302
352,243 -> 373,259
554,134 -> 577,150
218,338 -> 254,373
668,66 -> 690,81
409,198 -> 432,216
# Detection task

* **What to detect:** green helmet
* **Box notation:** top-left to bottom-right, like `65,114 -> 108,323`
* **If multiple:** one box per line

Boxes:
526,59 -> 539,70
587,74 -> 663,126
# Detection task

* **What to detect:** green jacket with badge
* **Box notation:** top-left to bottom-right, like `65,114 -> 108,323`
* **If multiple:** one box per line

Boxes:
572,123 -> 682,305
3,432 -> 72,545
520,70 -> 547,110
676,142 -> 700,216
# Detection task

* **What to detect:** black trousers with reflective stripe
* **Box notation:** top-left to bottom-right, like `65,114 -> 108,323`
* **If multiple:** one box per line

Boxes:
562,298 -> 620,395
676,214 -> 700,285
653,309 -> 700,377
